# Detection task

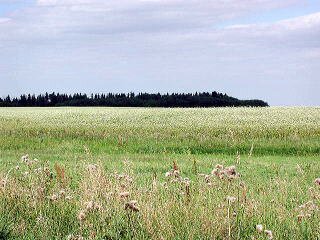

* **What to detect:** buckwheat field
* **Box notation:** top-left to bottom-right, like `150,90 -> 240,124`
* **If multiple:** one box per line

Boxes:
0,107 -> 319,240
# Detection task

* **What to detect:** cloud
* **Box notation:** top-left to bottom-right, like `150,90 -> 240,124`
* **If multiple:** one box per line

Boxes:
219,12 -> 320,49
24,0 -> 300,35
0,17 -> 10,23
0,0 -> 305,41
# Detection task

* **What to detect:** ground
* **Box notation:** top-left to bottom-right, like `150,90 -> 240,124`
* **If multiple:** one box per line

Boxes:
0,107 -> 319,239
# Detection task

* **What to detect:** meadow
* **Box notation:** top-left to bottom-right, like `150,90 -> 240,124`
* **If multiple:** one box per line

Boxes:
0,107 -> 319,239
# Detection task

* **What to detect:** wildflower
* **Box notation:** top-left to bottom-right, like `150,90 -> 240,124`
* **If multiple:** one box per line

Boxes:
173,170 -> 180,177
264,230 -> 273,239
299,201 -> 317,211
86,164 -> 98,172
183,177 -> 190,186
315,178 -> 320,186
34,168 -> 42,173
256,224 -> 263,233
59,189 -> 66,196
226,196 -> 237,204
67,234 -> 84,240
225,166 -> 236,176
65,195 -> 73,201
162,182 -> 168,189
119,191 -> 130,198
211,164 -> 239,181
85,200 -> 101,211
37,187 -> 45,195
86,201 -> 95,211
211,168 -> 219,176
21,154 -> 29,162
126,176 -> 133,183
215,164 -> 223,169
26,160 -> 35,166
125,200 -> 140,212
78,211 -> 86,222
36,214 -> 45,224
297,214 -> 304,223
296,164 -> 304,174
219,172 -> 225,180
43,167 -> 52,178
115,173 -> 134,183
204,175 -> 211,183
164,168 -> 183,182
0,179 -> 7,188
227,174 -> 236,180
15,165 -> 20,170
48,194 -> 58,201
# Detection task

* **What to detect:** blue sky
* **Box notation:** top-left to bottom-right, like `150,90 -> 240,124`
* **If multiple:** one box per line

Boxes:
0,1 -> 33,16
0,0 -> 320,106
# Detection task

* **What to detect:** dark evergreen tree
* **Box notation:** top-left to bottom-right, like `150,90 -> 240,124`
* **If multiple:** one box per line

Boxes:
0,92 -> 269,107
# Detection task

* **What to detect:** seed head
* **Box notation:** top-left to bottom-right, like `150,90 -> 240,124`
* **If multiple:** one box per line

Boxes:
86,201 -> 95,211
67,234 -> 84,240
226,196 -> 237,204
211,168 -> 219,176
36,214 -> 45,224
173,170 -> 180,177
59,189 -> 66,196
226,166 -> 237,176
125,200 -> 140,212
297,214 -> 304,223
21,154 -> 29,162
34,168 -> 42,173
204,175 -> 211,183
215,164 -> 223,169
86,164 -> 98,172
78,211 -> 86,222
256,224 -> 263,233
119,191 -> 130,198
85,200 -> 101,211
48,194 -> 58,201
183,177 -> 190,186
65,195 -> 73,201
264,230 -> 273,239
0,179 -> 7,188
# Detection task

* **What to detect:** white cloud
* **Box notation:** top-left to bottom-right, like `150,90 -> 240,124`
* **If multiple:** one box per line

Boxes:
0,17 -> 10,23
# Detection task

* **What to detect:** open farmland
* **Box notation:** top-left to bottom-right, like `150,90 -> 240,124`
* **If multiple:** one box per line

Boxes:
0,107 -> 319,239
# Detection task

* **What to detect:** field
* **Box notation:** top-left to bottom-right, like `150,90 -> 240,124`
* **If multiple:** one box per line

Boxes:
0,107 -> 319,239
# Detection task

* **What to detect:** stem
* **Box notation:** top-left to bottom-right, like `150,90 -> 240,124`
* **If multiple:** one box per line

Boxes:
228,202 -> 231,239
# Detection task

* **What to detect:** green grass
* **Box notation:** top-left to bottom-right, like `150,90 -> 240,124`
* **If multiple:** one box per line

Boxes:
0,107 -> 319,239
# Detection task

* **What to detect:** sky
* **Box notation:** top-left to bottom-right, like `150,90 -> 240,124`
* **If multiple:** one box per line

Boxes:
0,0 -> 320,106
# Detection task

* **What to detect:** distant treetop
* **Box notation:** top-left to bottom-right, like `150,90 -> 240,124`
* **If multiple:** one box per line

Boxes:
0,92 -> 269,107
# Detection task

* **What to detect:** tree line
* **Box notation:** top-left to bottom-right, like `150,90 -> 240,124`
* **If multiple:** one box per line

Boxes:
0,92 -> 269,107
